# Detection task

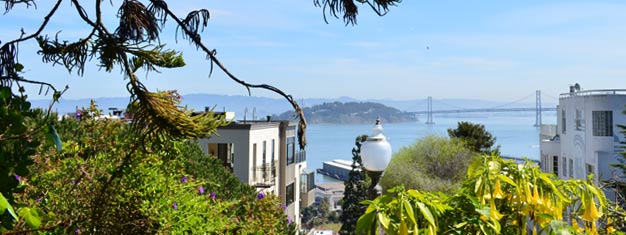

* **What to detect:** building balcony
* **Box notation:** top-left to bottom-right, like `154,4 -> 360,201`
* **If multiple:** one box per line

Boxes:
252,161 -> 277,188
295,150 -> 306,163
300,171 -> 316,208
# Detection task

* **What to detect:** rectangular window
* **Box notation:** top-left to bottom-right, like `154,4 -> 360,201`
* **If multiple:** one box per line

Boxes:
552,156 -> 559,175
575,109 -> 584,130
286,183 -> 295,205
262,141 -> 267,180
287,137 -> 295,165
561,109 -> 566,134
563,157 -> 567,177
592,111 -> 613,136
252,143 -> 257,182
208,143 -> 234,170
586,164 -> 594,176
569,159 -> 573,178
271,139 -> 276,177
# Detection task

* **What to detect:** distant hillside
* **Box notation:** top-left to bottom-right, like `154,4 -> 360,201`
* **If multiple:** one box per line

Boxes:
273,102 -> 416,124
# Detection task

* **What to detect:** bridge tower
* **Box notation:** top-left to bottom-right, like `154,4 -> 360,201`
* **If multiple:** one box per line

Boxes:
534,90 -> 542,127
426,96 -> 434,125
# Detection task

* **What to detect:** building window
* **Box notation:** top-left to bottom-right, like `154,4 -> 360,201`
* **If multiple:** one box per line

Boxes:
300,172 -> 315,193
592,111 -> 613,136
262,141 -> 267,180
208,143 -> 234,170
271,139 -> 275,177
561,109 -> 566,134
586,164 -> 594,176
252,143 -> 257,182
286,183 -> 295,205
575,109 -> 584,130
562,157 -> 567,177
569,159 -> 573,178
287,137 -> 295,165
552,156 -> 558,175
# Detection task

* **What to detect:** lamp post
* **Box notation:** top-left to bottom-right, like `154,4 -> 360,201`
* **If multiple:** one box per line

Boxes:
360,118 -> 392,200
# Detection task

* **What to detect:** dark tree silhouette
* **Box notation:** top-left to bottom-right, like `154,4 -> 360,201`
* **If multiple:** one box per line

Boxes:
447,121 -> 499,154
339,135 -> 370,235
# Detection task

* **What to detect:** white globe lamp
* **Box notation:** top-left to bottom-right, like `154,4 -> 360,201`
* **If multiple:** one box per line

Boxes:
360,118 -> 392,199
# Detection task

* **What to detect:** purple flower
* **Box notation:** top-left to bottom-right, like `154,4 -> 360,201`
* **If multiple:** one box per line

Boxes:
282,204 -> 287,211
74,228 -> 80,234
198,186 -> 205,194
36,197 -> 42,203
287,217 -> 292,224
257,192 -> 265,200
210,192 -> 216,200
180,176 -> 188,183
14,175 -> 21,181
173,202 -> 178,210
72,179 -> 79,185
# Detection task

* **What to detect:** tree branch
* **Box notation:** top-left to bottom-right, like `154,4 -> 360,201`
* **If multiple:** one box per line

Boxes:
153,1 -> 308,148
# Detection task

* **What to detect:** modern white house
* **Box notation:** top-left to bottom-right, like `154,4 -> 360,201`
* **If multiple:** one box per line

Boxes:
540,85 -> 626,200
198,114 -> 315,228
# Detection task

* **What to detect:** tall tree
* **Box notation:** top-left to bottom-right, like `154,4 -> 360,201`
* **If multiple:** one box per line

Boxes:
339,135 -> 370,235
447,121 -> 499,154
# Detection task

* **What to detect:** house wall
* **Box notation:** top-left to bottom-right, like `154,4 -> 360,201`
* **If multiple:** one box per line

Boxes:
199,129 -> 251,183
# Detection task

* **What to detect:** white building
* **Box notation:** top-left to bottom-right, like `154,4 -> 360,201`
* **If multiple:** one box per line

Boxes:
540,85 -> 626,200
198,116 -> 315,228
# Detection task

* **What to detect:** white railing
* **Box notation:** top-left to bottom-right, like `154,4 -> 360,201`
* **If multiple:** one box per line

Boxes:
560,89 -> 626,98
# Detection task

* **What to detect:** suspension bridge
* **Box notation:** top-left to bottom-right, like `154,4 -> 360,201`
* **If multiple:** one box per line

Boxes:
410,90 -> 558,126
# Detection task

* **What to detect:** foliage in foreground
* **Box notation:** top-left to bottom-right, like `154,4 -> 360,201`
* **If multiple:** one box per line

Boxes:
3,117 -> 294,234
358,154 -> 624,235
380,135 -> 478,194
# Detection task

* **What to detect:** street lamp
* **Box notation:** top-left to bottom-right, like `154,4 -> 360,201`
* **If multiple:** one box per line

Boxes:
360,118 -> 392,199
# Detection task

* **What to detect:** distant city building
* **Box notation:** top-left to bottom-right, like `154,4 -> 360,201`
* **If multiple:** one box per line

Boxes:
198,115 -> 315,229
540,85 -> 626,200
315,182 -> 344,212
317,159 -> 357,181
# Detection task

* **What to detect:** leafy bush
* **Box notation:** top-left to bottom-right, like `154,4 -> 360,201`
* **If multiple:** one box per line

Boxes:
8,117 -> 293,234
380,135 -> 477,194
358,154 -> 623,235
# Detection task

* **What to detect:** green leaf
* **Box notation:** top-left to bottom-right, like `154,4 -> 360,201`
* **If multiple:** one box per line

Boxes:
18,207 -> 42,228
403,200 -> 417,225
416,201 -> 436,227
356,211 -> 377,233
497,174 -> 517,187
14,63 -> 24,72
378,213 -> 391,229
0,193 -> 17,220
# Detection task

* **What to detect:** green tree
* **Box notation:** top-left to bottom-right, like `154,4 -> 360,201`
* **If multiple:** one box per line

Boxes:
339,135 -> 370,235
447,121 -> 500,154
302,197 -> 340,229
380,135 -> 477,194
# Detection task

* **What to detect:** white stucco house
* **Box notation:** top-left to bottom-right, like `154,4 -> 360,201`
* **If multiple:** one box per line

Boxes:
198,114 -> 315,229
540,85 -> 626,200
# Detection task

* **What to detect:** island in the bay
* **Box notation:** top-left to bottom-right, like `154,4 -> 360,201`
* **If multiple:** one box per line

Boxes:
273,101 -> 416,124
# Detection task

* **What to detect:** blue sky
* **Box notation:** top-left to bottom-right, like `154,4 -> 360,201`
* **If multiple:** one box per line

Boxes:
2,1 -> 626,103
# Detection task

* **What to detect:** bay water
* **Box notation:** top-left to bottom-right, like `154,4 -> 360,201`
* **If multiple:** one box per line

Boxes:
306,112 -> 556,183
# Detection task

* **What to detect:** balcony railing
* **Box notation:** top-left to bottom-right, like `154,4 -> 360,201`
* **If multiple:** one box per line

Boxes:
295,150 -> 306,163
252,161 -> 277,188
560,89 -> 626,98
